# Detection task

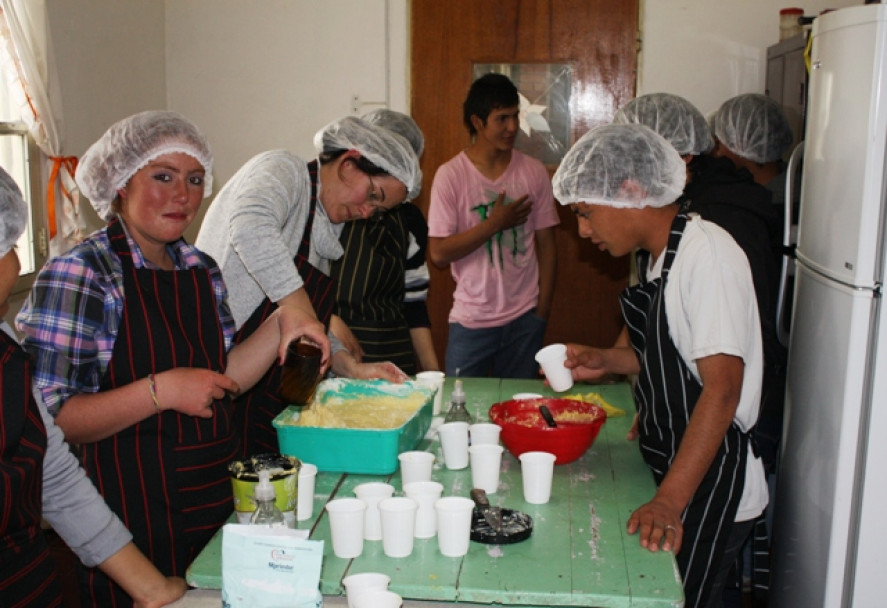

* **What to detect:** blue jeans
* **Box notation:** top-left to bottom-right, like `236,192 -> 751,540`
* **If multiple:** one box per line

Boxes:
445,309 -> 547,379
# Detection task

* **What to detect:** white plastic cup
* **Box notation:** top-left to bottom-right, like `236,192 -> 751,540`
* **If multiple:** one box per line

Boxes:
325,497 -> 367,558
342,572 -> 391,608
353,482 -> 395,541
403,480 -> 444,539
415,371 -> 446,415
512,392 -> 543,400
296,463 -> 318,521
378,496 -> 418,558
398,451 -> 434,486
534,343 -> 573,392
519,451 -> 557,504
434,496 -> 475,557
437,421 -> 470,469
352,589 -> 403,608
469,422 -> 501,446
469,444 -> 504,495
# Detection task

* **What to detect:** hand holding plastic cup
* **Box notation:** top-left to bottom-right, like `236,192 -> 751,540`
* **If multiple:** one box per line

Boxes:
519,451 -> 557,504
342,572 -> 391,608
325,497 -> 367,558
403,480 -> 444,538
438,421 -> 470,469
469,422 -> 501,445
378,496 -> 418,558
354,482 -> 395,541
296,463 -> 318,521
434,496 -> 475,557
469,444 -> 504,494
352,589 -> 403,608
535,343 -> 573,392
398,451 -> 434,486
415,370 -> 446,415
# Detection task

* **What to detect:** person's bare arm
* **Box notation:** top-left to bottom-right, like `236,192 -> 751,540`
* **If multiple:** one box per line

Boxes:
409,327 -> 440,372
329,315 -> 364,362
563,342 -> 641,382
56,369 -> 240,444
428,192 -> 531,267
276,288 -> 331,365
330,349 -> 410,383
626,353 -> 744,554
534,226 -> 557,320
98,543 -> 187,608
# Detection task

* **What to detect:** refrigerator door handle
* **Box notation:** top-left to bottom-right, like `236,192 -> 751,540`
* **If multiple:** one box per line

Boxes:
777,140 -> 804,347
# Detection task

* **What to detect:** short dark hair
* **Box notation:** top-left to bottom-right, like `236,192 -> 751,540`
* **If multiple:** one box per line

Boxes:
462,73 -> 519,136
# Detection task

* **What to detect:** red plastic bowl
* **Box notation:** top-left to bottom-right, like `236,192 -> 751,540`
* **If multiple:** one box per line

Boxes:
488,398 -> 607,465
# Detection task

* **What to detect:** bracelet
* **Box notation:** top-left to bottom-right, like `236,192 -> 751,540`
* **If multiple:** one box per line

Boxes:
148,373 -> 163,412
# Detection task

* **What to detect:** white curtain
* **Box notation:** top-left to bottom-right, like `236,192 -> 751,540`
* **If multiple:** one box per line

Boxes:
0,0 -> 85,257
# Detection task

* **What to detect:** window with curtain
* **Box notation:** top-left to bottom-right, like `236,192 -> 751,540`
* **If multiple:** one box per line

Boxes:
0,72 -> 42,280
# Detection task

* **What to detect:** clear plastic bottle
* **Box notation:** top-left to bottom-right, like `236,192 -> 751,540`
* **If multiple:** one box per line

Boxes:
443,379 -> 473,424
250,468 -> 286,528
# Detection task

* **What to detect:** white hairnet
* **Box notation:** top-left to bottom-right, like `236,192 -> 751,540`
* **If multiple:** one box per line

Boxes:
313,115 -> 422,201
712,94 -> 794,164
552,124 -> 686,209
361,109 -> 425,157
76,110 -> 214,221
0,167 -> 28,256
613,93 -> 714,156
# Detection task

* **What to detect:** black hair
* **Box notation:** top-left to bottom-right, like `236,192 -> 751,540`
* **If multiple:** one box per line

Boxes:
318,148 -> 390,177
462,73 -> 519,136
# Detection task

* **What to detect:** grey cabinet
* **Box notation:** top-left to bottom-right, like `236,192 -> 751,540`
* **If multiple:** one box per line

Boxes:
766,33 -> 809,146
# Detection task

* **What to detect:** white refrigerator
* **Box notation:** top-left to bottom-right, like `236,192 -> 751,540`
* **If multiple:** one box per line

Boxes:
771,5 -> 887,608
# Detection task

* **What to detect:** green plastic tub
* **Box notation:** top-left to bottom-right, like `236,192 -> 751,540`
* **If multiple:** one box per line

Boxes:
272,378 -> 436,474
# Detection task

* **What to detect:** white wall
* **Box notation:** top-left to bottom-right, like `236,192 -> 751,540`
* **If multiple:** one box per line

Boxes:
639,0 -> 860,116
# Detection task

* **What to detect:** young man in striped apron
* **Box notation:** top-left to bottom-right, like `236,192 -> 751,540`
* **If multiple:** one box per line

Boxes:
552,124 -> 768,608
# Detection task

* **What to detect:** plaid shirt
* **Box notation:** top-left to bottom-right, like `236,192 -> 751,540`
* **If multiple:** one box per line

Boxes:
16,223 -> 235,415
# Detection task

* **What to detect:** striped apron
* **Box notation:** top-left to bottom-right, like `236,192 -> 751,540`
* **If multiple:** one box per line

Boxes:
330,207 -> 416,374
0,331 -> 64,607
78,218 -> 238,606
620,212 -> 747,608
233,160 -> 335,458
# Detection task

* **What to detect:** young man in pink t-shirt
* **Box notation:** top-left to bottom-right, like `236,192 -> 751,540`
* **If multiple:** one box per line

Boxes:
427,73 -> 559,378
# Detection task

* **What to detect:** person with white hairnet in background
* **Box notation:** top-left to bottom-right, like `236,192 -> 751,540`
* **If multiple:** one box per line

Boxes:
328,109 -> 440,374
0,166 -> 188,607
551,123 -> 768,608
196,114 -> 421,457
16,111 -> 311,606
711,93 -> 795,212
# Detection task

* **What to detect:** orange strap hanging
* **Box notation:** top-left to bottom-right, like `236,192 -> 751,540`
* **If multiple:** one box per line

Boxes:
46,156 -> 78,240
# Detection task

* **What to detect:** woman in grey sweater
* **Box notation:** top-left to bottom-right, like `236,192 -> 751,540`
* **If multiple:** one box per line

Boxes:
196,115 -> 422,456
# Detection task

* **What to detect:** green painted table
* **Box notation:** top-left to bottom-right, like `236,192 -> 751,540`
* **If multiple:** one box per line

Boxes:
187,379 -> 684,607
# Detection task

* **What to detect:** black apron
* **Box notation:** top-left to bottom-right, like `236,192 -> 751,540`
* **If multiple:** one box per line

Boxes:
619,212 -> 748,608
330,207 -> 416,374
233,160 -> 336,458
0,331 -> 64,607
78,219 -> 238,606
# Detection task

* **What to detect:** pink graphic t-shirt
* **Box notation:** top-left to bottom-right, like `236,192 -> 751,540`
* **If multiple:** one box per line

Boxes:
428,150 -> 560,328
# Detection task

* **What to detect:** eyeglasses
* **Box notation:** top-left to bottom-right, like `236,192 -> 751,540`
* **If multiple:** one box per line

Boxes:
366,173 -> 388,217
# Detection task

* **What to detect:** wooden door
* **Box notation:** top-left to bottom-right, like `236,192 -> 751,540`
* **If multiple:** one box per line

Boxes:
411,0 -> 639,367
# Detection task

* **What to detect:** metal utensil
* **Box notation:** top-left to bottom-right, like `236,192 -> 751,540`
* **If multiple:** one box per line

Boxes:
539,405 -> 558,427
470,488 -> 502,532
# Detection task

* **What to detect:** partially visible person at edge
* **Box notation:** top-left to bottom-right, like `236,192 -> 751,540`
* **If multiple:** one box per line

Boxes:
710,92 -> 795,472
16,111 -> 308,606
427,73 -> 559,378
551,123 -> 768,608
0,166 -> 185,608
328,109 -> 439,374
196,115 -> 422,457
